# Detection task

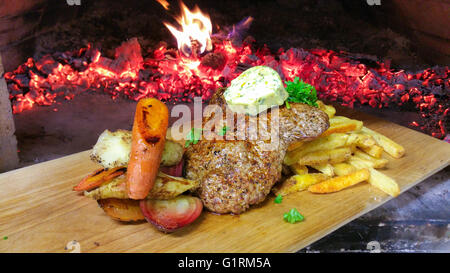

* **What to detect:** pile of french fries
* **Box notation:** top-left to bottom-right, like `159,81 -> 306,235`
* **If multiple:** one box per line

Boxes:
273,101 -> 405,198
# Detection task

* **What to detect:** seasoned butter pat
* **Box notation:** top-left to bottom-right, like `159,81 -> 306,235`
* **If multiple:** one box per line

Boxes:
223,66 -> 288,115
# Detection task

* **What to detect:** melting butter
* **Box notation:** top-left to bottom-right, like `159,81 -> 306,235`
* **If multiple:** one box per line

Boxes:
223,66 -> 288,115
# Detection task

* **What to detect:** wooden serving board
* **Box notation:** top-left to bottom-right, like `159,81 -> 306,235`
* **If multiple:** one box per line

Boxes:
0,109 -> 449,253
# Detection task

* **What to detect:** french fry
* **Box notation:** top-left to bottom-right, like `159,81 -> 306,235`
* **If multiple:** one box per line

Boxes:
317,100 -> 336,118
353,150 -> 388,169
321,122 -> 360,137
350,133 -> 376,149
360,144 -> 383,158
272,173 -> 329,196
348,158 -> 400,197
345,133 -> 376,148
290,164 -> 309,175
308,168 -> 370,193
329,116 -> 363,131
332,162 -> 357,176
287,141 -> 304,152
296,147 -> 352,166
284,133 -> 349,165
361,127 -> 405,158
309,163 -> 334,177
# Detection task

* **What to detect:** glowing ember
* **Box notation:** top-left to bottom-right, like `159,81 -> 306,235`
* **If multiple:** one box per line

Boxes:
163,1 -> 212,57
4,20 -> 449,140
155,0 -> 170,10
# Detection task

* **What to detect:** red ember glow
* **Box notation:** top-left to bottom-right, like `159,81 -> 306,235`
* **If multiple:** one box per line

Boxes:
4,17 -> 449,140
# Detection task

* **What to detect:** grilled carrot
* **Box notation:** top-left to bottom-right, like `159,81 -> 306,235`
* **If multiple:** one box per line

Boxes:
126,98 -> 169,200
73,167 -> 126,192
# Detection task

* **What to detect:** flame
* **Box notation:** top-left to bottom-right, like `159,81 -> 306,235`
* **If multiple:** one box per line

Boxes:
4,17 -> 449,140
164,1 -> 212,57
156,0 -> 170,10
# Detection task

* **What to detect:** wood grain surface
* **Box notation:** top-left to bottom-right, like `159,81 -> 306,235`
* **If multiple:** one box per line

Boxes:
0,109 -> 449,253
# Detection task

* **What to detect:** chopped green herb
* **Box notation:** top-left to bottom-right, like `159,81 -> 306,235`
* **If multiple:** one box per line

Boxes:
3,236 -> 8,240
285,77 -> 318,107
283,208 -> 304,223
285,101 -> 291,109
274,194 -> 283,204
218,126 -> 229,136
185,128 -> 202,148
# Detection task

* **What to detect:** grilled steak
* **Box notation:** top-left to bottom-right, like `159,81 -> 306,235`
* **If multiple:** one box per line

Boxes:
184,88 -> 329,214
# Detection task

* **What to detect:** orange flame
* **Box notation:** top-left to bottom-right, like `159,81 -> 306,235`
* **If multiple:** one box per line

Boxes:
156,0 -> 170,10
164,1 -> 212,57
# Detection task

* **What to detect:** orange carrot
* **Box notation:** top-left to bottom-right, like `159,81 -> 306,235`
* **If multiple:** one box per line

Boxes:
126,98 -> 169,200
73,167 -> 126,191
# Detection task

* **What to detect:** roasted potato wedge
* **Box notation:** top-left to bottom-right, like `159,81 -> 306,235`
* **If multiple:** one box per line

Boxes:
97,198 -> 145,222
90,130 -> 132,169
84,175 -> 128,200
85,172 -> 199,200
90,129 -> 184,169
148,172 -> 199,200
160,140 -> 185,166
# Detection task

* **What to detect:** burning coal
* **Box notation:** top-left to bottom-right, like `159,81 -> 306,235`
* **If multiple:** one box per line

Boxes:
4,4 -> 449,140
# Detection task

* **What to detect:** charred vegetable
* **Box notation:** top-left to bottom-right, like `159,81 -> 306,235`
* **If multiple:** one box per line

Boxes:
84,175 -> 128,199
159,159 -> 184,177
127,98 -> 169,200
90,129 -> 183,169
85,171 -> 198,200
98,198 -> 145,222
73,167 -> 126,192
148,172 -> 198,200
140,195 -> 203,233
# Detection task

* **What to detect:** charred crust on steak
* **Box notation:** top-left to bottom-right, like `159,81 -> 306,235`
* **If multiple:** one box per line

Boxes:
185,88 -> 329,214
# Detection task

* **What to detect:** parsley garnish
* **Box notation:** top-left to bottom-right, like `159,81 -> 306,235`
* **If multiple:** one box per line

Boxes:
218,126 -> 229,136
274,194 -> 283,204
285,77 -> 318,107
283,208 -> 304,223
3,236 -> 8,240
285,101 -> 291,109
185,128 -> 202,148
